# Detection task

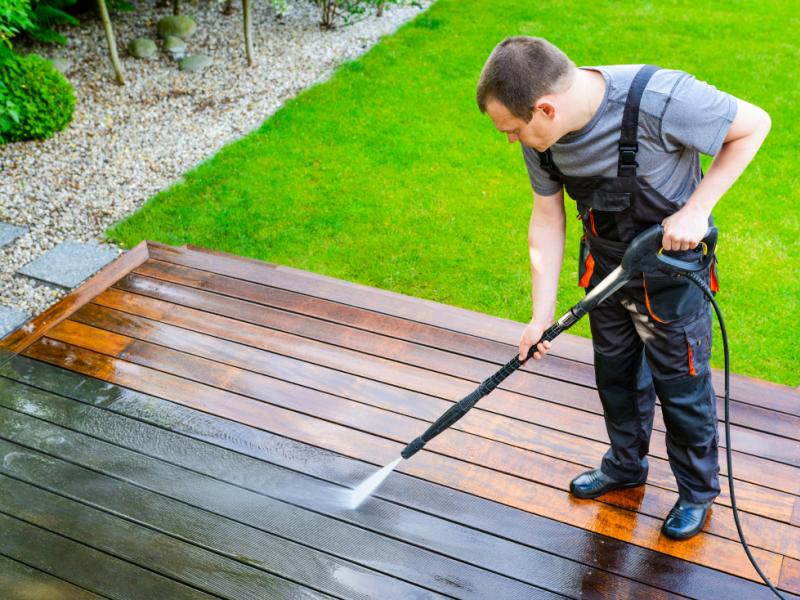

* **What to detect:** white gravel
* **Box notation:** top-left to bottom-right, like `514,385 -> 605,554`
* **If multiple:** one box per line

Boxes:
0,0 -> 429,320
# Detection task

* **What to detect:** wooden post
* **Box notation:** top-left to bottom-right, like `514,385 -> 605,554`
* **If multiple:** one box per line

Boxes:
96,0 -> 125,85
243,0 -> 254,65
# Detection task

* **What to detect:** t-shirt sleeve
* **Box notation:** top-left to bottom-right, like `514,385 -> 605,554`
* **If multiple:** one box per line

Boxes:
521,146 -> 563,196
660,72 -> 738,156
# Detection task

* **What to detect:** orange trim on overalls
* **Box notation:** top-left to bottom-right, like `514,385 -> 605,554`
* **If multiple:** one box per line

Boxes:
588,208 -> 599,236
710,258 -> 720,293
687,341 -> 697,376
642,274 -> 667,323
579,253 -> 595,288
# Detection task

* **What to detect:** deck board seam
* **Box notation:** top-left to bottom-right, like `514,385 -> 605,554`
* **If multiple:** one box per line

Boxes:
0,549 -> 114,600
0,505 -> 230,600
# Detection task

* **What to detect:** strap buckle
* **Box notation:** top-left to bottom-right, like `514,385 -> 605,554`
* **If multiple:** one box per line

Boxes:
618,142 -> 639,165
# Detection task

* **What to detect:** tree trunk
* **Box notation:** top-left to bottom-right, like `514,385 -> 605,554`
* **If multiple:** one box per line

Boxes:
243,0 -> 254,66
222,0 -> 234,15
377,1 -> 384,17
320,0 -> 337,29
96,0 -> 125,85
173,0 -> 180,15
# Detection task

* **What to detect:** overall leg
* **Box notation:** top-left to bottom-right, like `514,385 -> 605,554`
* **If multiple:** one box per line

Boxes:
590,291 -> 657,483
633,306 -> 720,504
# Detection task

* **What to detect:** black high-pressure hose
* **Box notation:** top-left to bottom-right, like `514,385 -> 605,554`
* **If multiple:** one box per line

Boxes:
398,224 -> 787,598
685,271 -> 787,600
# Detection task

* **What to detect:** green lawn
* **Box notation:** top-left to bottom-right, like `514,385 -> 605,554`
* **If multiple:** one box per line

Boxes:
107,0 -> 800,386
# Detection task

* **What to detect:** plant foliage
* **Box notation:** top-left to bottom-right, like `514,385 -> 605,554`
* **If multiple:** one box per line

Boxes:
0,52 -> 75,143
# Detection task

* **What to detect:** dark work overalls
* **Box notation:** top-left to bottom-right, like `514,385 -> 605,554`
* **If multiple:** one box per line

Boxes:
536,64 -> 721,504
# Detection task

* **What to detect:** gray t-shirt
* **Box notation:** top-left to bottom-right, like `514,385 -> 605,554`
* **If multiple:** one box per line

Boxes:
522,64 -> 738,204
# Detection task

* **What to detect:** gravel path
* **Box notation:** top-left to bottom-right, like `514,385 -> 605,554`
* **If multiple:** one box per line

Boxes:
0,0 -> 429,322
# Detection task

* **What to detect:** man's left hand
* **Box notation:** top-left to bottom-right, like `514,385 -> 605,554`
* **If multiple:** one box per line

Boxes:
661,203 -> 709,251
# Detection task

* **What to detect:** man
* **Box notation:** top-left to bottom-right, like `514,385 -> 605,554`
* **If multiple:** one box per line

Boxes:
477,36 -> 770,540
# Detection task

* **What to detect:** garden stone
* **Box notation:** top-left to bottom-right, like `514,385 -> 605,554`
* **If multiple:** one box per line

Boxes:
18,240 -> 118,289
179,54 -> 213,73
128,37 -> 157,59
157,15 -> 197,39
164,36 -> 187,61
0,306 -> 28,339
49,56 -> 72,73
0,223 -> 26,248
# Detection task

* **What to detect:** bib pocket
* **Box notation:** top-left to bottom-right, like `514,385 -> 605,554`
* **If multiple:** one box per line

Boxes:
577,191 -> 636,241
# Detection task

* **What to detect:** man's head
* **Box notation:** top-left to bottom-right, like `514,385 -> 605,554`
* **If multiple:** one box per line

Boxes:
477,36 -> 577,151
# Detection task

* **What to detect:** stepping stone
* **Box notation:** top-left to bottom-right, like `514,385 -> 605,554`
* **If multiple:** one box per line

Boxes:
0,223 -> 26,248
0,306 -> 28,339
18,240 -> 118,289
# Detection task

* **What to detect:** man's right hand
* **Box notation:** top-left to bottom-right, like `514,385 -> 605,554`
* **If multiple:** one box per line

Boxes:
519,319 -> 553,361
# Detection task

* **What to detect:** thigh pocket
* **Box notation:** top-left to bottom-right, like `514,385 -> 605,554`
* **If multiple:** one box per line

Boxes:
642,270 -> 707,323
684,317 -> 712,377
655,373 -> 716,446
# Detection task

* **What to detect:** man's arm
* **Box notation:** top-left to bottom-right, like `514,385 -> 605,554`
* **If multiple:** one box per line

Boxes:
518,187 -> 566,360
662,97 -> 772,250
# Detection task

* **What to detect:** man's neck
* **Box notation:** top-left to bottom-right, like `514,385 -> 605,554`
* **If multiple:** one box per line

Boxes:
564,68 -> 606,134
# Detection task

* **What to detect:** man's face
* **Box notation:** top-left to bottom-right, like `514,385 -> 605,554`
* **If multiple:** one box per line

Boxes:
485,97 -> 559,152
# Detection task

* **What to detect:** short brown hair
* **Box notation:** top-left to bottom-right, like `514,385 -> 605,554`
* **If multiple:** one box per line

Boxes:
476,36 -> 576,121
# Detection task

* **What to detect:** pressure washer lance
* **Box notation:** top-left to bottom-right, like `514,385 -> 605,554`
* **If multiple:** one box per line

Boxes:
349,223 -> 787,599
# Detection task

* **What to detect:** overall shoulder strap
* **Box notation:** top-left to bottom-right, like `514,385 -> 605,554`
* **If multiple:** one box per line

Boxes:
537,149 -> 565,182
618,64 -> 660,177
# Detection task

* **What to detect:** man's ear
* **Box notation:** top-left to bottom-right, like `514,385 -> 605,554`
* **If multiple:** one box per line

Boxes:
534,100 -> 557,120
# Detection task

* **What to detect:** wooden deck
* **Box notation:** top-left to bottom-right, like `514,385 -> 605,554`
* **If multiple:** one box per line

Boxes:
0,240 -> 798,599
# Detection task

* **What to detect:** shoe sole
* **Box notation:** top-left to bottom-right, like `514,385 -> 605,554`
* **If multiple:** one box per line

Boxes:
569,477 -> 648,500
661,525 -> 704,541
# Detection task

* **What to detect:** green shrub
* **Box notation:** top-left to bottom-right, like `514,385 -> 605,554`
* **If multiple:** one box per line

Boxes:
0,52 -> 74,143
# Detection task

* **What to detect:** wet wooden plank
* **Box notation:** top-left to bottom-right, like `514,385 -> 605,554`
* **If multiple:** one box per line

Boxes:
0,554 -> 107,600
151,243 -> 596,362
97,281 -> 800,449
0,241 -> 149,357
149,243 -> 800,416
57,310 -> 800,550
76,295 -> 800,512
0,451 -> 452,600
0,473 -> 347,600
125,260 -> 800,440
0,511 -> 216,600
783,558 -> 800,595
0,438 -> 576,600
20,339 -> 793,590
105,274 -> 800,498
0,382 -> 564,600
7,355 -> 791,600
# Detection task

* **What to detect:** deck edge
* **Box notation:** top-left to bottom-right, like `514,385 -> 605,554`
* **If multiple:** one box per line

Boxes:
0,240 -> 151,357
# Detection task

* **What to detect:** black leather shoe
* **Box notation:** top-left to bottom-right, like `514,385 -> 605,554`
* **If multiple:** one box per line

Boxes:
661,498 -> 712,540
569,468 -> 647,499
